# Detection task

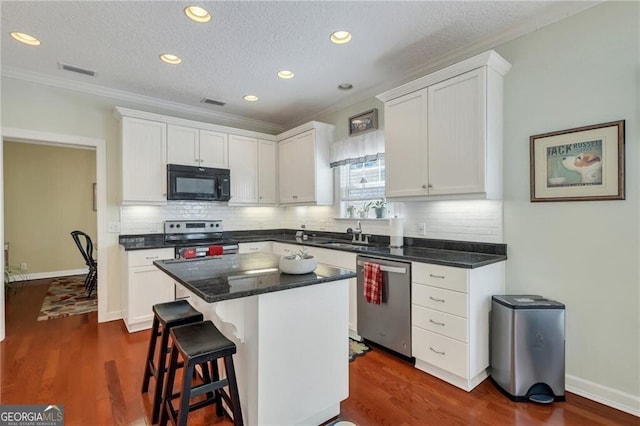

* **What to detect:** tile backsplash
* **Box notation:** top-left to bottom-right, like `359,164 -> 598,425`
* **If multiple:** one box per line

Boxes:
121,199 -> 502,243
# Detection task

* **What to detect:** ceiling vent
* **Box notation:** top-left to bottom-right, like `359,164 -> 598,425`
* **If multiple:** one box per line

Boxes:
59,63 -> 96,77
201,97 -> 226,107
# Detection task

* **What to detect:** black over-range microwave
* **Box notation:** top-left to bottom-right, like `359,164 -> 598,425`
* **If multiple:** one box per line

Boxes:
167,164 -> 231,201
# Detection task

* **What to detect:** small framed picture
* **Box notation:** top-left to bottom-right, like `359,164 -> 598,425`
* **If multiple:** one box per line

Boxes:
349,109 -> 378,136
530,120 -> 625,202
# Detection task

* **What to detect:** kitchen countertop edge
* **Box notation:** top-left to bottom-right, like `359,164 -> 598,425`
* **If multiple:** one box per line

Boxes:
154,258 -> 356,303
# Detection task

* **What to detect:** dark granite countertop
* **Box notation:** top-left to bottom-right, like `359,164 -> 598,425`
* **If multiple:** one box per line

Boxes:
122,229 -> 506,269
154,252 -> 356,303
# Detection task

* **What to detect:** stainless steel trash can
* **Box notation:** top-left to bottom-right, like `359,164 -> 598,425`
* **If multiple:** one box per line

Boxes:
490,295 -> 565,403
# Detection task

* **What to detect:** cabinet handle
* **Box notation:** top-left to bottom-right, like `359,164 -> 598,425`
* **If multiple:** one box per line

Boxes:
429,296 -> 445,303
429,347 -> 445,356
422,184 -> 427,189
175,296 -> 190,300
429,274 -> 445,279
145,256 -> 159,260
249,247 -> 259,251
429,319 -> 445,326
259,196 -> 263,200
428,184 -> 433,189
293,195 -> 298,199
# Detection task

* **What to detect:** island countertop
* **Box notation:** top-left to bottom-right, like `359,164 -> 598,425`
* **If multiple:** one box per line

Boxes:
154,252 -> 356,303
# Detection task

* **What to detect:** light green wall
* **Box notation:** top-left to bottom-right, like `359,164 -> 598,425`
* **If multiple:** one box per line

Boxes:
2,80 -> 122,316
4,142 -> 97,273
496,1 -> 639,400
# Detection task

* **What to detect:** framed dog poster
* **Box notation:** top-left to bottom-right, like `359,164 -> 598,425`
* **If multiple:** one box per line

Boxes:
530,120 -> 625,202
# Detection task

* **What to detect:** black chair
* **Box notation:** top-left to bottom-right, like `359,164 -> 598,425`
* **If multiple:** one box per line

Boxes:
70,230 -> 97,297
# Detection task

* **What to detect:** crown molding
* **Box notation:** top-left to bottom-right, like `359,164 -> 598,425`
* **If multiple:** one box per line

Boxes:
1,66 -> 284,134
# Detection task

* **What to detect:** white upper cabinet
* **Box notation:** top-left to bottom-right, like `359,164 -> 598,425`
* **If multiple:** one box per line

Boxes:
258,139 -> 278,204
277,122 -> 334,205
377,50 -> 510,200
167,124 -> 228,169
427,68 -> 486,195
384,88 -> 429,198
228,134 -> 259,204
120,116 -> 167,204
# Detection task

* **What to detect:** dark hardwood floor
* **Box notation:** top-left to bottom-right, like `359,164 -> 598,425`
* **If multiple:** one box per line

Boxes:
1,280 -> 637,425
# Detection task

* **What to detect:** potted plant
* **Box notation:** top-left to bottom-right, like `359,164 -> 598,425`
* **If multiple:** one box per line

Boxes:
374,198 -> 387,218
359,201 -> 373,218
346,205 -> 356,218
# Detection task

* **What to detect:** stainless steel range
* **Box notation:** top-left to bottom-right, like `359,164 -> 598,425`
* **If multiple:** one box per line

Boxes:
164,220 -> 239,259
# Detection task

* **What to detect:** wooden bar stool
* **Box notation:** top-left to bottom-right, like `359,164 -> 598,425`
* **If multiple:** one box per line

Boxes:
159,320 -> 243,426
141,299 -> 204,424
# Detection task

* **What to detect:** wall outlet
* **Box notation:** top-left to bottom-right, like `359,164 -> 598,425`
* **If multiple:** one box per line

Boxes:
108,222 -> 121,233
20,262 -> 27,270
418,223 -> 426,236
319,220 -> 327,230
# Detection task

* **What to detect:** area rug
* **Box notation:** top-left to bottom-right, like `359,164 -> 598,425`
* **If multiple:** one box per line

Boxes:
349,338 -> 370,362
37,275 -> 97,321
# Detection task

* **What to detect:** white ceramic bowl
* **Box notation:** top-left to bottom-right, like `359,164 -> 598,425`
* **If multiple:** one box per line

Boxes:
279,255 -> 317,274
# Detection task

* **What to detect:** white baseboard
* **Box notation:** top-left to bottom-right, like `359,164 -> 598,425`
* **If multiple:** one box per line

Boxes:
8,268 -> 88,282
566,374 -> 640,417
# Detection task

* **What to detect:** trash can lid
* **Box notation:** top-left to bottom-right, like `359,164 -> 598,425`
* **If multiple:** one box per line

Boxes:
492,295 -> 565,309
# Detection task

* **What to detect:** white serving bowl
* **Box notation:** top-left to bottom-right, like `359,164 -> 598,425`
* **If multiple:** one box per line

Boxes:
279,255 -> 317,274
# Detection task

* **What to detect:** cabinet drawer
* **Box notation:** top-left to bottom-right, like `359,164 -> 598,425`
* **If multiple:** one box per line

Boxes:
127,248 -> 175,267
412,326 -> 468,379
412,305 -> 467,342
412,262 -> 468,292
412,283 -> 467,317
239,241 -> 272,254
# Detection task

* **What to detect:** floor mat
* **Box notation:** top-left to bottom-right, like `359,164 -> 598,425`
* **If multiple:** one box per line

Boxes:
37,275 -> 97,321
349,338 -> 371,362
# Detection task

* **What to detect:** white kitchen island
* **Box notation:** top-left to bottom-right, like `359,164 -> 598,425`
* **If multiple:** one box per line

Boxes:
154,253 -> 354,426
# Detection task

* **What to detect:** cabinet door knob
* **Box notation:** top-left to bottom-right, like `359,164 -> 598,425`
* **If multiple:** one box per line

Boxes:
428,184 -> 433,188
422,184 -> 427,189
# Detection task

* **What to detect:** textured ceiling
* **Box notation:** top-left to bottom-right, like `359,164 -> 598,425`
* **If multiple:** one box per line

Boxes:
1,1 -> 599,132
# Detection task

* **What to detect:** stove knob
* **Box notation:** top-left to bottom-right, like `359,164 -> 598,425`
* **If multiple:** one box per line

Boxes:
169,224 -> 174,228
176,224 -> 181,228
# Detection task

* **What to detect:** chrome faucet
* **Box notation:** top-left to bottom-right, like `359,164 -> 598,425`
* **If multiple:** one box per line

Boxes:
348,221 -> 369,244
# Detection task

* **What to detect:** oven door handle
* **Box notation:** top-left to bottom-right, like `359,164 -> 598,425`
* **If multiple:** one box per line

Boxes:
357,261 -> 407,274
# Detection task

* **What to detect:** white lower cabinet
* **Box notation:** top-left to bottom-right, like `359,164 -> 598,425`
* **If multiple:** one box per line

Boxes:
411,260 -> 505,391
121,247 -> 176,332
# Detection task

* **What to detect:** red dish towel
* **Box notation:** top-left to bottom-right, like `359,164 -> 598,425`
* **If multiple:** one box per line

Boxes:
363,262 -> 382,304
208,245 -> 224,256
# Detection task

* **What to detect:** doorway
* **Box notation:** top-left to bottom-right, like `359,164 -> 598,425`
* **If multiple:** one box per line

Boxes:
0,128 -> 107,341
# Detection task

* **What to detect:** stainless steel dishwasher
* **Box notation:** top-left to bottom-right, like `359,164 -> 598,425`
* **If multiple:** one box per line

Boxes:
356,255 -> 412,357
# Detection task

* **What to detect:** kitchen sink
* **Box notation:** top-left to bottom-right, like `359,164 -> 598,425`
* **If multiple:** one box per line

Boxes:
317,241 -> 373,250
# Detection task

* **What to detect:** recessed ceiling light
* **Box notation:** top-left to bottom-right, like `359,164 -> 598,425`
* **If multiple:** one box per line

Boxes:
243,95 -> 259,102
160,53 -> 182,64
277,70 -> 295,80
338,83 -> 353,90
10,32 -> 41,46
330,30 -> 352,45
185,6 -> 211,23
